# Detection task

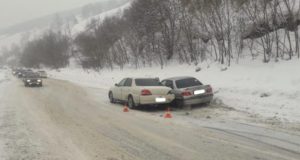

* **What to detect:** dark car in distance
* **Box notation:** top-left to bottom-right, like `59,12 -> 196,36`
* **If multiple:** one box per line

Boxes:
23,73 -> 43,87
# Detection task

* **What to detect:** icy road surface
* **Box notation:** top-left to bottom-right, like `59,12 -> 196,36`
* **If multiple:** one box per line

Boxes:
0,73 -> 300,160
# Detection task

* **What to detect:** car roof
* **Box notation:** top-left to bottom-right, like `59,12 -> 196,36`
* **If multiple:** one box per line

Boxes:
125,77 -> 159,79
163,76 -> 196,81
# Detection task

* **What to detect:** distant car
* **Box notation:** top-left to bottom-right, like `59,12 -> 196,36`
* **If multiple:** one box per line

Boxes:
161,76 -> 213,107
15,69 -> 32,78
37,71 -> 47,78
15,69 -> 24,78
108,78 -> 175,109
23,73 -> 43,87
21,70 -> 35,79
12,69 -> 18,75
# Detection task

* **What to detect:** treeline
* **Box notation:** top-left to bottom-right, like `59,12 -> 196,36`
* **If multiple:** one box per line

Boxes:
3,0 -> 300,69
20,31 -> 70,68
74,0 -> 300,70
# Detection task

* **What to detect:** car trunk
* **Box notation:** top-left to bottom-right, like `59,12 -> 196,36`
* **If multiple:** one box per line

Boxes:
179,85 -> 212,95
139,86 -> 171,95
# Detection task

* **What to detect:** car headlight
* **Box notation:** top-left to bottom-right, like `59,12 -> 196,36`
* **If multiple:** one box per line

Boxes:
27,80 -> 30,82
37,79 -> 41,82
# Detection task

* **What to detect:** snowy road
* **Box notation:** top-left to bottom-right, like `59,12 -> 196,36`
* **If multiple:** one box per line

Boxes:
0,73 -> 300,160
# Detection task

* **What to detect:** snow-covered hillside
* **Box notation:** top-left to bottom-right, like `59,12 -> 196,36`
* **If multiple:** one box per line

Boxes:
0,1 -> 131,52
71,2 -> 131,35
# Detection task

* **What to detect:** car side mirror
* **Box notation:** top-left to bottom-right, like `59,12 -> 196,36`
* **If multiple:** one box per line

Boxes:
115,83 -> 119,87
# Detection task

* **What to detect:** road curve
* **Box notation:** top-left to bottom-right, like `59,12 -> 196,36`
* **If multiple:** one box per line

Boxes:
0,76 -> 299,160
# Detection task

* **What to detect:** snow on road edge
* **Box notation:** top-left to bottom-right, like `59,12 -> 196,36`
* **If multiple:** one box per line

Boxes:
48,59 -> 300,123
0,70 -> 9,159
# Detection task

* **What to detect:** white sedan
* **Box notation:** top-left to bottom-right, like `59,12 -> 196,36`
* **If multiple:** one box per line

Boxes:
109,78 -> 175,109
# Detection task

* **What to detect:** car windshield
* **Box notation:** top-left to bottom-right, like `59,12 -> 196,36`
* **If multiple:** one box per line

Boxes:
176,78 -> 202,89
135,79 -> 162,86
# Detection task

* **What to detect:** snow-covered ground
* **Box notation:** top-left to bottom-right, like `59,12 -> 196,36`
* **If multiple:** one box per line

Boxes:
0,70 -> 9,158
48,59 -> 300,123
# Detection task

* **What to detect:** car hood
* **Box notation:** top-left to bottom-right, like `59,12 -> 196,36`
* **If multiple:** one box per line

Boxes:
25,78 -> 41,81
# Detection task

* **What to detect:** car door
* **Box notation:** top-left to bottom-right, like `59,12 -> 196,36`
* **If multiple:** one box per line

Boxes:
121,78 -> 132,101
114,78 -> 127,100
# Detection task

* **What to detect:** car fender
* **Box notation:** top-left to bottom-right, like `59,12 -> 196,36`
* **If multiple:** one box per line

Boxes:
129,88 -> 141,105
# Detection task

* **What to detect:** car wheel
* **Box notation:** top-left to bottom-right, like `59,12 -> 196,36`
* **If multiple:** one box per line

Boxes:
128,96 -> 136,109
204,101 -> 211,106
109,92 -> 115,103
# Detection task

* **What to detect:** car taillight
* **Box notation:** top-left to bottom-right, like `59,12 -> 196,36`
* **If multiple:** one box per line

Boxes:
181,91 -> 192,96
206,85 -> 213,93
141,89 -> 152,96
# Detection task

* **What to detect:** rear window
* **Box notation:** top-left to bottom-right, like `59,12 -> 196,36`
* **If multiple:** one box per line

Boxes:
135,79 -> 162,86
27,74 -> 39,78
175,78 -> 202,89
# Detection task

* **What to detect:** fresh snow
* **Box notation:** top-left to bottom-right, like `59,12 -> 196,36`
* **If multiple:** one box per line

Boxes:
71,2 -> 131,35
48,59 -> 300,123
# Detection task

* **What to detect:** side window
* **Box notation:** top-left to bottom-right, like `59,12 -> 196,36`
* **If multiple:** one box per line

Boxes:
161,80 -> 167,86
118,79 -> 127,86
165,80 -> 174,89
124,78 -> 132,87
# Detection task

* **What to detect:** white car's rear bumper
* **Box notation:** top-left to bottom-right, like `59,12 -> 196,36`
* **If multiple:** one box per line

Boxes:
139,94 -> 175,105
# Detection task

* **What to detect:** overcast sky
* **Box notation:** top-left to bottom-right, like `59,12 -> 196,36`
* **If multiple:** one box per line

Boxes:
0,0 -> 104,29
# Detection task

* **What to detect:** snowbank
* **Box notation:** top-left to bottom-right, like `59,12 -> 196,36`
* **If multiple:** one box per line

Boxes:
0,70 -> 8,158
48,59 -> 300,123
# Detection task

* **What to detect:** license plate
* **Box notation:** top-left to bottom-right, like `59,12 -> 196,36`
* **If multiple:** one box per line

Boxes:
194,89 -> 205,95
155,97 -> 166,102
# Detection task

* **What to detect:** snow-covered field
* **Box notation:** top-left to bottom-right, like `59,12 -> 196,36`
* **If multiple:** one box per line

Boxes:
48,59 -> 300,123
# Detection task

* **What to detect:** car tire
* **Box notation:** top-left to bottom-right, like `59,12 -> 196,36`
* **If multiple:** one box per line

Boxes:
109,92 -> 115,103
204,101 -> 211,106
128,96 -> 136,109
